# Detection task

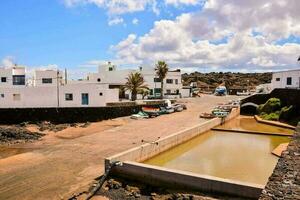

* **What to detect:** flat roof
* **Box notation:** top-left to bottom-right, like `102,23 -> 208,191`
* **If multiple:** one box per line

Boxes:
273,69 -> 300,74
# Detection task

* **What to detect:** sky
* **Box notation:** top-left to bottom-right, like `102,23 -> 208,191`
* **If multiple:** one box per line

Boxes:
0,0 -> 300,78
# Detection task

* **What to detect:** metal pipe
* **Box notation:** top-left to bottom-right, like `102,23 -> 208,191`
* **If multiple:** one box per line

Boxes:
85,161 -> 123,200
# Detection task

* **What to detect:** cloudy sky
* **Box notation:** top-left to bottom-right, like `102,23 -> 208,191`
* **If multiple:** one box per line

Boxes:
0,0 -> 300,77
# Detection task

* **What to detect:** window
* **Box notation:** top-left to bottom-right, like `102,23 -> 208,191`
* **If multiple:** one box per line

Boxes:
154,88 -> 161,94
109,67 -> 113,71
276,78 -> 280,81
0,94 -> 4,98
42,78 -> 53,84
166,89 -> 171,94
13,75 -> 25,85
166,79 -> 173,84
175,79 -> 178,84
287,77 -> 292,85
99,92 -> 103,96
13,94 -> 21,101
81,93 -> 89,105
65,93 -> 73,101
97,78 -> 101,82
150,89 -> 153,95
154,78 -> 161,82
1,77 -> 7,83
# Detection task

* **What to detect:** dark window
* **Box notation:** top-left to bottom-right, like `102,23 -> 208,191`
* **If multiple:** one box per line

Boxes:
150,89 -> 153,95
65,93 -> 73,101
154,78 -> 161,82
42,78 -> 52,84
175,79 -> 178,84
97,78 -> 101,82
99,92 -> 103,96
166,89 -> 171,94
287,77 -> 292,85
0,94 -> 4,98
81,93 -> 89,105
109,67 -> 113,71
1,77 -> 7,83
275,78 -> 280,81
12,75 -> 25,85
154,88 -> 161,94
166,79 -> 173,84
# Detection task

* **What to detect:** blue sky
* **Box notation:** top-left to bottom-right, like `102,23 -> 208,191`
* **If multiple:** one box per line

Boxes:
1,0 -> 300,77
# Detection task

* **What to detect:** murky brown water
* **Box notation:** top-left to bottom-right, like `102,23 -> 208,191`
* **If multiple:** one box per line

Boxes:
144,117 -> 291,185
218,116 -> 294,134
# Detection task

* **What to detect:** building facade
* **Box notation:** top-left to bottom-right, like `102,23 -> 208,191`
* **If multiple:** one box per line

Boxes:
0,66 -> 119,108
87,62 -> 190,99
271,69 -> 300,90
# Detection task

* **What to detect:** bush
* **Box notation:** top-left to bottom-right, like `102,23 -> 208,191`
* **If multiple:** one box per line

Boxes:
262,112 -> 280,121
258,98 -> 281,114
279,105 -> 294,121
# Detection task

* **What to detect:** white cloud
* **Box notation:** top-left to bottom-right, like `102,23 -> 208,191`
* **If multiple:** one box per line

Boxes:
108,17 -> 124,26
111,0 -> 300,71
132,18 -> 139,25
165,0 -> 202,6
64,0 -> 158,15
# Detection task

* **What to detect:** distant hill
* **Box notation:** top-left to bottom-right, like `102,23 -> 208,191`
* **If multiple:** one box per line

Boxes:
182,72 -> 272,89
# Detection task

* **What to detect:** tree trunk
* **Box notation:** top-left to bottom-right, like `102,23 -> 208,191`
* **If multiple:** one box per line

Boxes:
131,91 -> 137,101
161,81 -> 164,99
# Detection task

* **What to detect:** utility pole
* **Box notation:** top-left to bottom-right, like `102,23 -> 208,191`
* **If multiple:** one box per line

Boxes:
65,68 -> 67,85
57,70 -> 60,108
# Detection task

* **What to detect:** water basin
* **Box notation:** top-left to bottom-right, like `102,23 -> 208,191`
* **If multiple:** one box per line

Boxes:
144,117 -> 291,185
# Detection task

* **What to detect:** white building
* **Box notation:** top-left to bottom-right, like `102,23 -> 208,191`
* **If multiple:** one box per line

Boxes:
0,66 -> 119,108
87,62 -> 190,99
271,69 -> 300,90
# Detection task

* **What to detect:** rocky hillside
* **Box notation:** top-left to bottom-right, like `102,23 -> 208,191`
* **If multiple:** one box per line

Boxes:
182,72 -> 272,88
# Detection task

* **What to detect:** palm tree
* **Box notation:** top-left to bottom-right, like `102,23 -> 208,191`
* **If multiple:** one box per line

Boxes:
124,72 -> 148,101
139,88 -> 150,100
155,61 -> 169,99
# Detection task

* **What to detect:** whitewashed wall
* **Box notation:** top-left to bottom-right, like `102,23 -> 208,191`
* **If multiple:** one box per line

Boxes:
271,70 -> 300,90
0,83 -> 119,108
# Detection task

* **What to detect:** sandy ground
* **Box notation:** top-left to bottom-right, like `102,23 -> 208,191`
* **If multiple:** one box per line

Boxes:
0,95 -> 240,200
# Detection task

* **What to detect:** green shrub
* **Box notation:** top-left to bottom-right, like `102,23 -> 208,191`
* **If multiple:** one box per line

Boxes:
279,105 -> 294,121
262,112 -> 280,121
258,98 -> 281,114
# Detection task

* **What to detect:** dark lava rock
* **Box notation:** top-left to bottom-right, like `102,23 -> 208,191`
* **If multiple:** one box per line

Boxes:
0,126 -> 44,144
259,122 -> 300,200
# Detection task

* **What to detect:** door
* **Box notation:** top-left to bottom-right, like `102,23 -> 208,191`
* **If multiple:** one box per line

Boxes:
81,93 -> 89,105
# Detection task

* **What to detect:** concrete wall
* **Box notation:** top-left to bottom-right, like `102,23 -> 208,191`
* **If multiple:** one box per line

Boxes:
106,107 -> 240,165
104,108 -> 264,199
113,161 -> 263,199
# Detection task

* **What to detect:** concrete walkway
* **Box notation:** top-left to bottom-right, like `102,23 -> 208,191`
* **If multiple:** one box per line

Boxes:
0,96 -> 239,200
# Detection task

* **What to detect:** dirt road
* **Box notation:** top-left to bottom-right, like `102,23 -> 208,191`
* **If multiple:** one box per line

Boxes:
0,96 -> 240,200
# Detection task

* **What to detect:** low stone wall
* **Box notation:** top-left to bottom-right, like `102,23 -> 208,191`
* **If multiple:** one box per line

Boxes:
259,122 -> 300,200
242,88 -> 300,107
106,107 -> 240,167
254,115 -> 295,130
0,106 -> 142,124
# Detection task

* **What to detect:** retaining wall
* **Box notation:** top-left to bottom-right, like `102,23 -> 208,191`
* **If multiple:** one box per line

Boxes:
104,107 -> 264,199
242,88 -> 300,106
106,107 -> 239,166
113,161 -> 263,199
